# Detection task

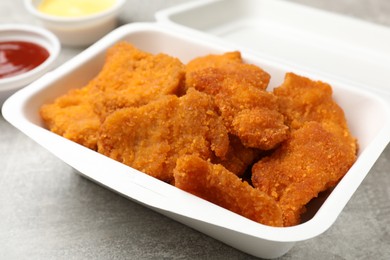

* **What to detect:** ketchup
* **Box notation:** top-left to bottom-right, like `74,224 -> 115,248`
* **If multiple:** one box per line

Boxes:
0,41 -> 49,79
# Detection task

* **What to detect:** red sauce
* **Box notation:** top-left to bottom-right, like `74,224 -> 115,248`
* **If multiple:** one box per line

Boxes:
0,41 -> 50,79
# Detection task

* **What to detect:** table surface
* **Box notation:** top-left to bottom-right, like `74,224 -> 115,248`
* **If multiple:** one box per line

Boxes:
1,0 -> 389,259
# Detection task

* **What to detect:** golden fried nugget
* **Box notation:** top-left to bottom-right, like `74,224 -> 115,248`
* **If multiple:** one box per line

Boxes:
40,42 -> 185,150
274,72 -> 358,162
40,87 -> 100,150
252,73 -> 358,226
187,66 -> 288,150
88,41 -> 185,120
97,88 -> 229,183
186,51 -> 270,91
174,155 -> 283,227
274,73 -> 356,143
186,51 -> 242,71
252,122 -> 357,226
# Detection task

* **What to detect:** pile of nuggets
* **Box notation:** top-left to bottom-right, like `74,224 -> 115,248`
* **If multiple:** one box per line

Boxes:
40,42 -> 358,227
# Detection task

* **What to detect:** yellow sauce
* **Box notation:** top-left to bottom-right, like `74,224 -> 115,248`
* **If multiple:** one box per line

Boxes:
38,0 -> 117,17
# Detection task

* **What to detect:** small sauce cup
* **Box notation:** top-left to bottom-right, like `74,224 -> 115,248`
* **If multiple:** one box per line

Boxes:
24,0 -> 126,47
0,24 -> 60,106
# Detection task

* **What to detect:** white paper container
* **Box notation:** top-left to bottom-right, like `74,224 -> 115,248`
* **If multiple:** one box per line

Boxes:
2,23 -> 390,259
156,0 -> 390,99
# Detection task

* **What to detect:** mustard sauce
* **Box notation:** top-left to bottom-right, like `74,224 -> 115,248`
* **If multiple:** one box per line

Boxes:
38,0 -> 117,17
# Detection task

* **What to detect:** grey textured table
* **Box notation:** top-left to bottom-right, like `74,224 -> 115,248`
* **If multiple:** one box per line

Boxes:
1,0 -> 389,259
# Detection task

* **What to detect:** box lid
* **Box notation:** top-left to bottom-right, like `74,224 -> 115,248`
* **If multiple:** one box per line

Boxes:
156,0 -> 390,98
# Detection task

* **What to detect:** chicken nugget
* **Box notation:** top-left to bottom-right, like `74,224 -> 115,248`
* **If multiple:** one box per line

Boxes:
174,155 -> 283,227
40,86 -> 100,150
97,88 -> 229,183
186,51 -> 242,71
187,66 -> 288,150
40,42 -> 185,150
252,122 -> 357,226
274,73 -> 356,143
252,73 -> 358,226
89,41 -> 185,120
274,72 -> 358,162
186,51 -> 270,91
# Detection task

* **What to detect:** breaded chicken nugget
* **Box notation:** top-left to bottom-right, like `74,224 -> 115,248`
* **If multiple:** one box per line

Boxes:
89,41 -> 186,120
252,121 -> 357,226
252,73 -> 358,226
273,72 -> 358,161
98,88 -> 229,183
40,42 -> 185,150
186,51 -> 242,71
40,86 -> 100,150
274,73 -> 357,144
174,154 -> 283,227
186,51 -> 270,91
187,66 -> 288,150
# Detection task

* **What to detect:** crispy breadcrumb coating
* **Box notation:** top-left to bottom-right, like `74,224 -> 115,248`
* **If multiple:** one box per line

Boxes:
252,73 -> 358,226
174,155 -> 283,227
40,86 -> 100,150
274,73 -> 357,145
89,42 -> 185,121
252,122 -> 357,226
98,88 -> 229,183
187,66 -> 288,150
40,42 -> 185,150
186,51 -> 270,91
